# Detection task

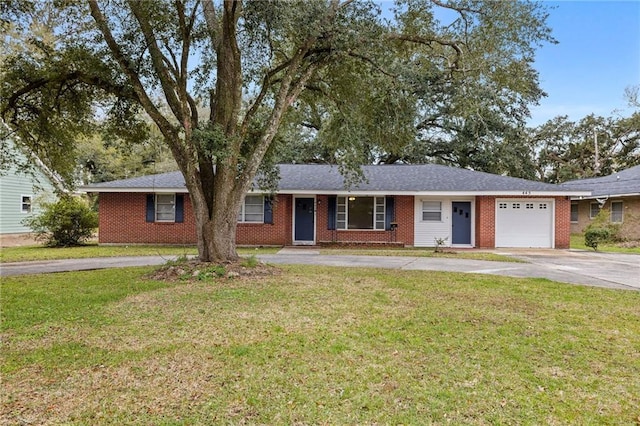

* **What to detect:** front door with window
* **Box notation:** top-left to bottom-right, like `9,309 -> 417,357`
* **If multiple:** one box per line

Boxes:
294,197 -> 315,244
452,202 -> 472,245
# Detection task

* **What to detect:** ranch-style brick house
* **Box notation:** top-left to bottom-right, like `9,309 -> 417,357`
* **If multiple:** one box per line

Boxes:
561,164 -> 640,240
83,164 -> 591,249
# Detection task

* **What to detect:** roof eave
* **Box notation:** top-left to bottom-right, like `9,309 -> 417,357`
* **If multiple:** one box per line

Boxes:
571,192 -> 640,200
81,187 -> 189,193
82,187 -> 591,197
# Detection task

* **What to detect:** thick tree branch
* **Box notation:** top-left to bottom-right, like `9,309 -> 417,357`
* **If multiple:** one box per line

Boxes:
87,0 -> 195,181
388,32 -> 464,71
201,0 -> 220,51
240,59 -> 294,138
127,0 -> 185,125
2,70 -> 137,117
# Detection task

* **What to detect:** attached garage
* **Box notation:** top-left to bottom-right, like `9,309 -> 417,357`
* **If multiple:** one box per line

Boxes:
495,199 -> 554,248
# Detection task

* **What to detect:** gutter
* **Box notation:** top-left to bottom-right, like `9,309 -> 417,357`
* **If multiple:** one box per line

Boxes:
80,186 -> 592,198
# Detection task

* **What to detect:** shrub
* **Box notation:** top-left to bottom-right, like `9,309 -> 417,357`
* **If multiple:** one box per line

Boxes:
584,227 -> 611,251
434,236 -> 448,253
23,196 -> 98,247
587,208 -> 623,242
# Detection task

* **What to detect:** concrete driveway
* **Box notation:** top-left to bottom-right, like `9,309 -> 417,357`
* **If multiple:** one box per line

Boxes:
259,249 -> 639,291
1,249 -> 638,291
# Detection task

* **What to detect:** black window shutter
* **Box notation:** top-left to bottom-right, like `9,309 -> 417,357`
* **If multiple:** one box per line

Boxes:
327,196 -> 337,230
146,194 -> 155,222
175,194 -> 184,223
385,196 -> 395,230
264,196 -> 273,224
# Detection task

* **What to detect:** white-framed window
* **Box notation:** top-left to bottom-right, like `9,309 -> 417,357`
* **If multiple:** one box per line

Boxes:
238,195 -> 264,223
336,196 -> 385,230
525,203 -> 534,209
422,201 -> 442,222
539,203 -> 548,209
589,202 -> 600,219
21,195 -> 32,213
498,203 -> 507,209
156,193 -> 176,222
611,201 -> 623,223
512,203 -> 521,209
570,202 -> 579,223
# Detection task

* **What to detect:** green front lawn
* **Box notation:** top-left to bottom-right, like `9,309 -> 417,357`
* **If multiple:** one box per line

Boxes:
2,266 -> 638,424
0,244 -> 280,263
0,244 -> 519,263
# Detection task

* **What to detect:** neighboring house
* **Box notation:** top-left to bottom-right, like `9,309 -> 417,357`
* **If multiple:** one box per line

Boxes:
83,164 -> 590,249
0,140 -> 62,237
561,164 -> 640,240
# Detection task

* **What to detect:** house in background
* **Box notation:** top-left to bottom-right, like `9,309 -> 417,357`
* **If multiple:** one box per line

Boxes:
83,164 -> 590,249
0,139 -> 62,243
561,164 -> 640,240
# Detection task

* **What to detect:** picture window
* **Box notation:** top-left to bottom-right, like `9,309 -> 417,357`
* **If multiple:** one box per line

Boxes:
337,196 -> 385,230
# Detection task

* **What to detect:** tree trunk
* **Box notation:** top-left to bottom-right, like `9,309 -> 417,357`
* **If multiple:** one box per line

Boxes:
190,191 -> 241,263
186,161 -> 244,263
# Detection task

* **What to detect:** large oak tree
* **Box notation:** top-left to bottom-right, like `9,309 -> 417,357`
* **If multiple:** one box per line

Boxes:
1,0 -> 554,261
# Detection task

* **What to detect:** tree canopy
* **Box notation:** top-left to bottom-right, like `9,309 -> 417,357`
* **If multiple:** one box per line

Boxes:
529,112 -> 640,183
2,0 -> 556,261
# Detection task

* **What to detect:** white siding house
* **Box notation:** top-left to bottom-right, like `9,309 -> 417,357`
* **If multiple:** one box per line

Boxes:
414,196 -> 476,248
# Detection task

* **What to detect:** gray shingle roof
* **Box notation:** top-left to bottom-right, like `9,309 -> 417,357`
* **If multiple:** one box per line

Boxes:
86,172 -> 187,190
560,165 -> 640,198
84,163 -> 586,194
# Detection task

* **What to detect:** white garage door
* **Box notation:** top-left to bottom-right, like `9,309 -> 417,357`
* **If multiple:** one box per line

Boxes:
495,200 -> 554,248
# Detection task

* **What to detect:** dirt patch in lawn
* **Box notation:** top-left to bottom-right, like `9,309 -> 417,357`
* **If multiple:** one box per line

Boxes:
146,259 -> 280,283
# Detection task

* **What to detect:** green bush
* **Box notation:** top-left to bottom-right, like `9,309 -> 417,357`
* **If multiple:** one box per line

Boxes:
584,208 -> 623,248
23,196 -> 98,247
584,227 -> 611,251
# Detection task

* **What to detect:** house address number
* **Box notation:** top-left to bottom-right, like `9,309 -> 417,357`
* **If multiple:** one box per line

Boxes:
522,191 -> 531,195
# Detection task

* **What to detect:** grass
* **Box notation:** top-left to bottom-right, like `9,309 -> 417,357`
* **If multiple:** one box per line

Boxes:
2,265 -> 639,424
0,244 -> 519,263
0,244 -> 280,263
319,247 -> 522,262
570,233 -> 640,254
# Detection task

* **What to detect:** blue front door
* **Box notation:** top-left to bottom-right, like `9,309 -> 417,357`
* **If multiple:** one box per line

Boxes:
452,202 -> 471,245
294,197 -> 315,243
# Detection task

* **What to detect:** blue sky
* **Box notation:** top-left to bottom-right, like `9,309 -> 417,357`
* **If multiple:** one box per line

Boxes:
529,1 -> 640,126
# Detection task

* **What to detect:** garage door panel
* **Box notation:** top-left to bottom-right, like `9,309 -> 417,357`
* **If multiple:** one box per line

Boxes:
495,200 -> 553,248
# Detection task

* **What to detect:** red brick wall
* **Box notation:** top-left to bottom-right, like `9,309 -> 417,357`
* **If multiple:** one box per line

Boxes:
315,195 -> 414,245
99,192 -> 572,248
98,193 -> 197,244
236,194 -> 292,246
475,195 -> 571,249
554,197 -> 571,249
98,193 -> 292,246
475,196 -> 496,248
